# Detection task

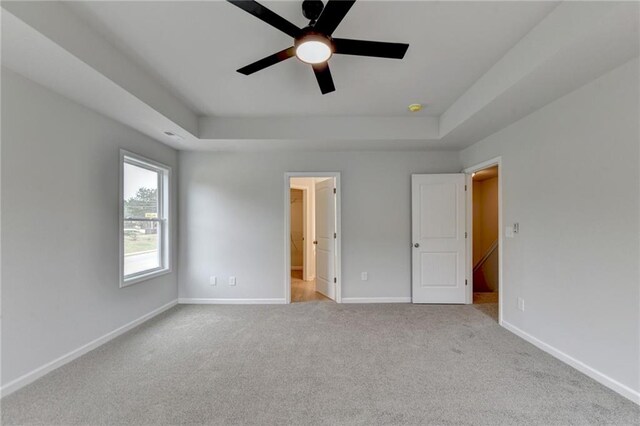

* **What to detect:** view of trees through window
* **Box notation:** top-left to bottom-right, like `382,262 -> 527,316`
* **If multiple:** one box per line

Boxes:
123,161 -> 162,277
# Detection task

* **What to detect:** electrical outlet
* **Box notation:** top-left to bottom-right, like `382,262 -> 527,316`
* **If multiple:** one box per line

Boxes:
229,276 -> 236,286
517,297 -> 525,312
361,272 -> 368,281
209,276 -> 217,286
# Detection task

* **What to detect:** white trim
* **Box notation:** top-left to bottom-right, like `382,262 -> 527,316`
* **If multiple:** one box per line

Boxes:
284,172 -> 342,304
178,298 -> 287,305
463,157 -> 502,175
463,156 -> 503,324
290,184 -> 311,280
0,299 -> 178,398
502,321 -> 640,405
341,297 -> 412,304
121,269 -> 172,287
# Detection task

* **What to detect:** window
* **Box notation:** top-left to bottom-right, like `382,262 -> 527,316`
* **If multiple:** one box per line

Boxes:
120,150 -> 171,286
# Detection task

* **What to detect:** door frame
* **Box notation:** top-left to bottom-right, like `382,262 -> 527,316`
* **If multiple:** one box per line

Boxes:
284,172 -> 342,304
289,185 -> 309,279
463,157 -> 503,324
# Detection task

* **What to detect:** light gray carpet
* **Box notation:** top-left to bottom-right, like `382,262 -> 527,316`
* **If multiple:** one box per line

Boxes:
2,303 -> 638,425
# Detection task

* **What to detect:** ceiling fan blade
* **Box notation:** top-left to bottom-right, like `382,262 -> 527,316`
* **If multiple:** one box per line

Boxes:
312,63 -> 335,95
227,0 -> 300,38
237,47 -> 296,75
333,38 -> 409,59
313,0 -> 356,36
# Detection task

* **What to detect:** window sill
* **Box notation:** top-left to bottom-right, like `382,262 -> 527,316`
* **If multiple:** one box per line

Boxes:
120,268 -> 172,288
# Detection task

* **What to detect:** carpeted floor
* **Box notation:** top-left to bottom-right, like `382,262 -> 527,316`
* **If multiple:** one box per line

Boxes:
2,303 -> 638,425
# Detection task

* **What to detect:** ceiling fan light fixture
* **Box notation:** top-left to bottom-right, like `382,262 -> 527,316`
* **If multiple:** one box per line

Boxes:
295,34 -> 333,64
228,0 -> 410,95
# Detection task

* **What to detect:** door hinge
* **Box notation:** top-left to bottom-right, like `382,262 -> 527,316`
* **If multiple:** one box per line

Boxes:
334,232 -> 337,239
465,232 -> 468,238
333,188 -> 336,194
334,277 -> 337,283
465,185 -> 467,191
465,279 -> 468,286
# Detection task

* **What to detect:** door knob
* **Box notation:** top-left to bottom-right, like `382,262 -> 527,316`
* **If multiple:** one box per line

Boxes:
414,243 -> 420,248
313,241 -> 318,245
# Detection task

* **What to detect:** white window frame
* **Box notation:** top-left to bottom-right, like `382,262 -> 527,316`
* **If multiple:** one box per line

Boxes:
119,149 -> 172,287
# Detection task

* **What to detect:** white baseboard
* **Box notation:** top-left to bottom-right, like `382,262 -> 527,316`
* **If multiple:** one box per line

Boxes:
501,320 -> 640,405
341,297 -> 412,304
0,299 -> 178,398
178,298 -> 287,305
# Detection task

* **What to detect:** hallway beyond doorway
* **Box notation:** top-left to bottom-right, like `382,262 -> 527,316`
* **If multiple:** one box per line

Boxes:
290,271 -> 331,303
286,173 -> 341,304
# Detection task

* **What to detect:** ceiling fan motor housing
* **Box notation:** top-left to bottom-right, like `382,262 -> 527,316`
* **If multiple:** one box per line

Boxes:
302,0 -> 324,22
295,28 -> 334,51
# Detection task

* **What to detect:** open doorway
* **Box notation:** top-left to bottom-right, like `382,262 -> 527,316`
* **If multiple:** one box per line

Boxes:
289,186 -> 325,302
465,159 -> 502,323
285,173 -> 341,304
472,166 -> 499,304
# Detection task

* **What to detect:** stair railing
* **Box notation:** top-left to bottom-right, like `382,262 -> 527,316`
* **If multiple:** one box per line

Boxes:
473,239 -> 498,273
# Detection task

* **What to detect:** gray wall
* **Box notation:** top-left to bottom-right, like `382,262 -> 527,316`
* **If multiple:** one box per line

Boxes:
178,150 -> 461,301
1,69 -> 179,386
4,53 -> 637,401
460,58 -> 640,393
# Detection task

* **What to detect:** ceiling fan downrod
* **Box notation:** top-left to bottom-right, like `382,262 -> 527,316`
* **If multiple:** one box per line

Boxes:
302,0 -> 324,25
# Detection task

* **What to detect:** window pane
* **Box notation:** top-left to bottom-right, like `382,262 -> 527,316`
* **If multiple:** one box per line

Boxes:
123,162 -> 158,218
124,220 -> 161,276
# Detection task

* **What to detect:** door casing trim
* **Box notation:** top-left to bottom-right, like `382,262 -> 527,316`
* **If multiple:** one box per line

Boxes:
284,172 -> 342,304
463,156 -> 503,325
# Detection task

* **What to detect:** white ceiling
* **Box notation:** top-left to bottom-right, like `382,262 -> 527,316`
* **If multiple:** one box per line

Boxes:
64,1 -> 557,117
2,1 -> 638,151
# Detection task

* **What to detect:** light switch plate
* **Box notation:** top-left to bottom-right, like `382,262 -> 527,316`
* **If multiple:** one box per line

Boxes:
517,297 -> 525,311
209,276 -> 217,286
505,226 -> 514,238
361,272 -> 368,281
229,276 -> 236,286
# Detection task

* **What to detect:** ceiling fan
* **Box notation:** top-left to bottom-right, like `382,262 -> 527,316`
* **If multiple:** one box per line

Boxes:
228,0 -> 409,95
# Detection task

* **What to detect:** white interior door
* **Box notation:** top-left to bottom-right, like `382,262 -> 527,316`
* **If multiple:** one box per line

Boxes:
412,174 -> 467,303
315,178 -> 336,300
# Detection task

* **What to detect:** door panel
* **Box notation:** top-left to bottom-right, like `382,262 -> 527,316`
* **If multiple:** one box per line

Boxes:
420,252 -> 458,287
412,174 -> 466,303
420,183 -> 458,239
315,179 -> 336,300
